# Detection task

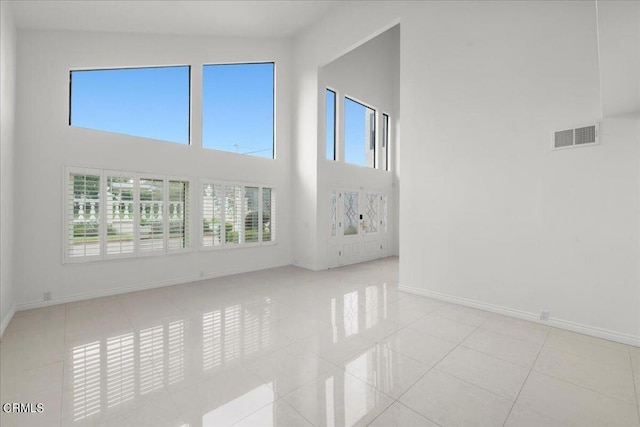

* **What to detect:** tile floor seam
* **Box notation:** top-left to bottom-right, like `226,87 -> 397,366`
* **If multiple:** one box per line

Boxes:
544,334 -> 632,359
365,401 -> 445,427
457,343 -> 536,370
431,309 -> 492,329
227,397 -> 280,427
429,367 -> 516,403
277,364 -> 342,400
629,347 -> 640,424
478,322 -> 548,347
344,368 -> 399,402
530,367 -> 639,407
365,394 -> 398,427
283,398 -> 318,427
550,328 -> 632,352
391,320 -> 486,423
502,322 -> 551,427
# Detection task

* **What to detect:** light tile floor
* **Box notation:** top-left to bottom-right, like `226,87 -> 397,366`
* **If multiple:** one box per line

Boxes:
1,257 -> 639,426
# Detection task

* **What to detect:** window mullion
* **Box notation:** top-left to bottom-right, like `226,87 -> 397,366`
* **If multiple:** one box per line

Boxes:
133,175 -> 140,257
258,187 -> 263,243
221,183 -> 226,246
99,171 -> 106,260
240,185 -> 245,245
163,178 -> 169,254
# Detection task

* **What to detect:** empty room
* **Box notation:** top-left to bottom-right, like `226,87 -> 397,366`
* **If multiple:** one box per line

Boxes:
1,0 -> 639,426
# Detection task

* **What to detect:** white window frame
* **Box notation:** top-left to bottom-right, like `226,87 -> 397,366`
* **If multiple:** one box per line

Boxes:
381,112 -> 390,172
69,65 -> 192,146
199,178 -> 276,251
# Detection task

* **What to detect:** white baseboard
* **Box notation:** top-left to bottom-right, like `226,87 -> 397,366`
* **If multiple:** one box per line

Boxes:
293,261 -> 321,271
1,303 -> 16,338
399,285 -> 640,348
15,261 -> 292,312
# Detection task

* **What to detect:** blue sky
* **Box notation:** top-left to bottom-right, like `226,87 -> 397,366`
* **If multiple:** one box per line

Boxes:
70,63 -> 275,158
344,98 -> 373,167
71,66 -> 190,144
71,64 -> 372,164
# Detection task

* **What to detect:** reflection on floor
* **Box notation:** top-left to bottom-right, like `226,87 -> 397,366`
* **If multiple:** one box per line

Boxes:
1,257 -> 639,426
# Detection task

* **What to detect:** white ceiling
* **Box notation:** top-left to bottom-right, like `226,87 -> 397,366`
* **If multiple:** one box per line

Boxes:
8,0 -> 339,38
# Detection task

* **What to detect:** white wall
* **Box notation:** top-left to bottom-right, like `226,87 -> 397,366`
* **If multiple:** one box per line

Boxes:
14,30 -> 293,309
1,1 -> 18,336
295,1 -> 640,345
597,1 -> 640,117
317,25 -> 400,268
399,1 -> 639,345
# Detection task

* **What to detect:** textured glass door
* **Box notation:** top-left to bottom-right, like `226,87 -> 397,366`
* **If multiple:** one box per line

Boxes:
343,191 -> 359,236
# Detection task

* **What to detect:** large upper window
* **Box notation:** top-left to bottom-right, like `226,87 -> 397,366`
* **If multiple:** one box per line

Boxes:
70,66 -> 190,144
344,97 -> 376,168
202,63 -> 275,158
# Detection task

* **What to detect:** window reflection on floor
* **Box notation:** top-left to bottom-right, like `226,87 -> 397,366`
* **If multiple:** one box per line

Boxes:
70,281 -> 396,426
106,332 -> 135,408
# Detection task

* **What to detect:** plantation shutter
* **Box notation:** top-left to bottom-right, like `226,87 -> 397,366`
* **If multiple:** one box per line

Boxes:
244,187 -> 260,243
68,172 -> 101,258
139,178 -> 164,253
105,175 -> 135,256
202,183 -> 224,247
168,180 -> 189,250
224,185 -> 242,244
262,188 -> 274,242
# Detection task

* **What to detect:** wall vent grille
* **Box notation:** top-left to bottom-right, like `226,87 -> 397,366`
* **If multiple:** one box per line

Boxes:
553,123 -> 599,150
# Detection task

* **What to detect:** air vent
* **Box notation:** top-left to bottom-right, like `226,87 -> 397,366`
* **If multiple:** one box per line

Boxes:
574,125 -> 597,145
554,129 -> 574,148
553,123 -> 599,150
